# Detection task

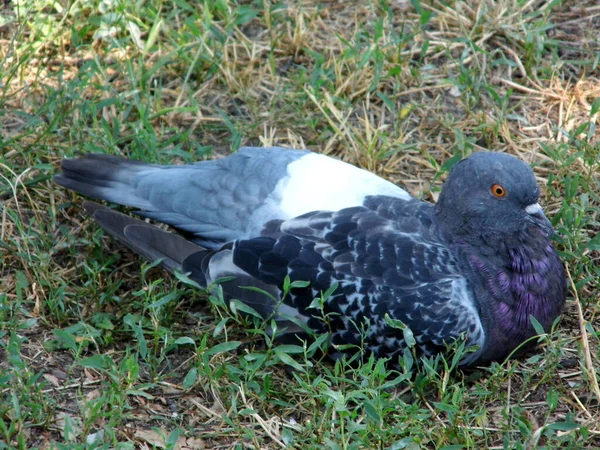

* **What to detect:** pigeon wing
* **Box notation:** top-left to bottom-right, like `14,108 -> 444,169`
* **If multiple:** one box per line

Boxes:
231,195 -> 486,363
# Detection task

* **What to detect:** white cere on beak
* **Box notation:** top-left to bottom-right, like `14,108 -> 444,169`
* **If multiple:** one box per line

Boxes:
525,203 -> 544,216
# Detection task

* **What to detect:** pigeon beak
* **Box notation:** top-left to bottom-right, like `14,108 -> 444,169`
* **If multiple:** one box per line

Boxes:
525,203 -> 554,236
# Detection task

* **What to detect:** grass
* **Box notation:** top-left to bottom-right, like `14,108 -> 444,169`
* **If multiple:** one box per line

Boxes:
1,0 -> 599,448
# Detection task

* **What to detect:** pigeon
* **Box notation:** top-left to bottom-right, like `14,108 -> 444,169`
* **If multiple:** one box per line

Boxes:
54,147 -> 567,366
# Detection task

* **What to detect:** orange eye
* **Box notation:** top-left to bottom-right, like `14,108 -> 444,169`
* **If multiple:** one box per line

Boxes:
491,184 -> 506,197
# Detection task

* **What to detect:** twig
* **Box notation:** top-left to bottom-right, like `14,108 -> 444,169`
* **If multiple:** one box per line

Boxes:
566,263 -> 600,404
238,386 -> 287,448
39,379 -> 102,394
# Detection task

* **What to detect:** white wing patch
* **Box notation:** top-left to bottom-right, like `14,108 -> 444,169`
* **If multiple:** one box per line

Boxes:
274,153 -> 411,217
205,249 -> 246,285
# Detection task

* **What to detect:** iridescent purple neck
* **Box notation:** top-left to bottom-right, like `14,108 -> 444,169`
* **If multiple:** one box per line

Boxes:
501,243 -> 562,327
464,229 -> 566,361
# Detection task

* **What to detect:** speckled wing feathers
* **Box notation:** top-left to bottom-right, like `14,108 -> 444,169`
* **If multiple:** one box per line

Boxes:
229,195 -> 486,362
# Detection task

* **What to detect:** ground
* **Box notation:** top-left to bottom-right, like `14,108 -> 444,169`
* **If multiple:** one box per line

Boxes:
1,0 -> 600,448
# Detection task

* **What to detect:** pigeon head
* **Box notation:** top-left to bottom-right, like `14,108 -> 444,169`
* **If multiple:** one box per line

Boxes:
436,152 -> 553,241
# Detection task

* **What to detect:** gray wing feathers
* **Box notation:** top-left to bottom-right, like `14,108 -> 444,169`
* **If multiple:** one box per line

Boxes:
133,147 -> 306,245
55,147 -> 308,248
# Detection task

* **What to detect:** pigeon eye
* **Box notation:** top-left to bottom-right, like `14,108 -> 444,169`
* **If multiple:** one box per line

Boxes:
491,184 -> 506,197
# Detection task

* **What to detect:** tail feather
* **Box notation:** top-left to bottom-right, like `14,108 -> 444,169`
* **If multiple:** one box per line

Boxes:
81,202 -> 309,339
54,154 -> 154,210
123,224 -> 205,274
83,201 -> 207,275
